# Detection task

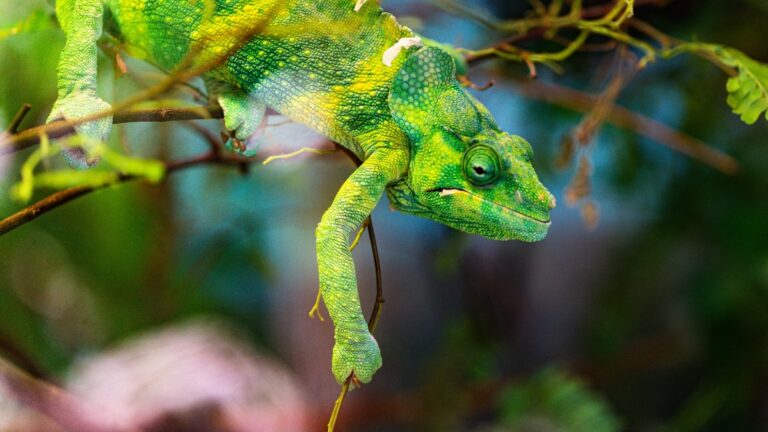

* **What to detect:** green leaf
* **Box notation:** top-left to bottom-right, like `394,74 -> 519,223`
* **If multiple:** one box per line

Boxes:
668,43 -> 768,125
98,147 -> 165,183
0,10 -> 55,42
32,170 -> 120,190
10,137 -> 166,202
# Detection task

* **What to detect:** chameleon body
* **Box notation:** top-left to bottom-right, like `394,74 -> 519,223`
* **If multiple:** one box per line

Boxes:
49,0 -> 556,384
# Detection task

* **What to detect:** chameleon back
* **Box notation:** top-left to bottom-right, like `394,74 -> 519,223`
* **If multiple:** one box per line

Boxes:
106,0 -> 414,155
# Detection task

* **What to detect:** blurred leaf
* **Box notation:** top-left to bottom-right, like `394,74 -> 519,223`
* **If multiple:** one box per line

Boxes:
0,9 -> 55,41
29,170 -> 119,190
669,43 -> 768,125
98,147 -> 165,183
499,367 -> 621,432
10,137 -> 165,202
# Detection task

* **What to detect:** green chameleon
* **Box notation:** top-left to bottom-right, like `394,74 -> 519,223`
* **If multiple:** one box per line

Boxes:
48,0 -> 556,385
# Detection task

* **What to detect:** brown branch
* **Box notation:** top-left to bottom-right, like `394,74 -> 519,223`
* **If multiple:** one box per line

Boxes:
572,48 -> 639,147
465,28 -> 547,66
509,77 -> 739,174
0,331 -> 48,380
0,105 -> 224,156
0,186 -> 99,237
464,0 -> 668,65
580,0 -> 668,19
0,357 -> 136,432
7,104 -> 32,134
0,5 -> 278,159
0,151 -> 254,237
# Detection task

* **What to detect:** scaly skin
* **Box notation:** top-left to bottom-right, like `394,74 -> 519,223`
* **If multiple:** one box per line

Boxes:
49,0 -> 556,385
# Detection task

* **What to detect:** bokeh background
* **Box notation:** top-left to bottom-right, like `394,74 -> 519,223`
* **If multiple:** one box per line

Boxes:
1,0 -> 767,431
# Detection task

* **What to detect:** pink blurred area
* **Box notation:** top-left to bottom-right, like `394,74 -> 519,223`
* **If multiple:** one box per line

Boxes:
1,319 -> 310,432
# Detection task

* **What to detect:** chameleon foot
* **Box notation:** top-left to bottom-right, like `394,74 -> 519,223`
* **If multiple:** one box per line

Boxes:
218,91 -> 266,157
332,332 -> 382,385
47,92 -> 112,169
224,136 -> 259,158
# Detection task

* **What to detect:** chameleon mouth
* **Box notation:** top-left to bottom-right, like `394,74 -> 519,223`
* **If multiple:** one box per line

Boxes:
431,188 -> 551,225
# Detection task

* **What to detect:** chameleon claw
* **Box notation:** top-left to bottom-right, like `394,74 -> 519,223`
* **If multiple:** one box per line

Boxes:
348,220 -> 369,251
354,0 -> 367,12
232,137 -> 246,153
351,374 -> 363,389
224,135 -> 258,157
308,290 -> 325,321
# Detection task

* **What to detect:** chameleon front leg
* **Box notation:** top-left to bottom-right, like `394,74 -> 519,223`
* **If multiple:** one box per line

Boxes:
316,146 -> 408,384
204,78 -> 266,157
220,92 -> 266,157
48,0 -> 112,168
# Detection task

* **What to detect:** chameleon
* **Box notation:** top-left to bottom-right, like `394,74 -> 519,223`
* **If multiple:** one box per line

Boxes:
48,0 -> 556,385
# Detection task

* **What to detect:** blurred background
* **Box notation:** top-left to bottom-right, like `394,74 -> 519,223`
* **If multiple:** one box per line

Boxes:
1,0 -> 767,431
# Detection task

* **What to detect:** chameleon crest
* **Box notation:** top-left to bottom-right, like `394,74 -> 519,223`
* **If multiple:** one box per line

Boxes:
47,0 -> 555,386
387,47 -> 554,241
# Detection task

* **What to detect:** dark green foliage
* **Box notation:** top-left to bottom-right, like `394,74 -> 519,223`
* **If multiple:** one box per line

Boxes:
499,368 -> 621,432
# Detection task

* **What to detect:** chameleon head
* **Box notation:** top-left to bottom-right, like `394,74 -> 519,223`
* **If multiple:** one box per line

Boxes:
386,47 -> 555,242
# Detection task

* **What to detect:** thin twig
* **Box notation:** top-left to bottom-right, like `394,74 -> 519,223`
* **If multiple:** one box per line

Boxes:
0,330 -> 48,380
327,217 -> 384,432
509,76 -> 739,174
0,105 -> 224,155
0,151 -> 254,236
572,48 -> 639,147
463,0 -> 666,66
7,104 -> 32,134
366,220 -> 385,332
0,4 -> 279,158
0,186 -> 95,236
183,121 -> 225,155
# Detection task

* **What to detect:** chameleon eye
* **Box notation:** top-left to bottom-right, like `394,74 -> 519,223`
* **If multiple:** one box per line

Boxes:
463,145 -> 502,186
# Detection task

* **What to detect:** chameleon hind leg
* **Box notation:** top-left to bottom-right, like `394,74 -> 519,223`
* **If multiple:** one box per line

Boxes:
206,79 -> 266,157
48,0 -> 112,169
316,146 -> 408,384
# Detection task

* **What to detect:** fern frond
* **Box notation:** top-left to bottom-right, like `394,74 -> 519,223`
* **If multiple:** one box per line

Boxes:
669,43 -> 768,125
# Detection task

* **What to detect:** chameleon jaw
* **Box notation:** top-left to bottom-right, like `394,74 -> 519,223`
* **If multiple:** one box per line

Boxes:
431,188 -> 552,226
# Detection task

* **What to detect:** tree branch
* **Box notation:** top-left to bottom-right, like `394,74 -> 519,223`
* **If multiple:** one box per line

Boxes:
0,331 -> 48,380
0,357 -> 135,432
0,105 -> 224,156
508,76 -> 739,174
462,0 -> 668,67
0,150 -> 253,237
7,104 -> 32,134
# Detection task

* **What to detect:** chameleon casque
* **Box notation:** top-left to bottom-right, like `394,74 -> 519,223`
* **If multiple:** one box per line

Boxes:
49,0 -> 556,385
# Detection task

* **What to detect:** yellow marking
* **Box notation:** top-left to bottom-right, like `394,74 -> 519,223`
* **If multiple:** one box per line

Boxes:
189,3 -> 280,67
280,89 -> 342,133
115,0 -> 150,51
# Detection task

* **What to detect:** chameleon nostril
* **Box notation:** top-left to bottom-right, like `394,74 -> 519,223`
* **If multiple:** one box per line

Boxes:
549,194 -> 557,209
